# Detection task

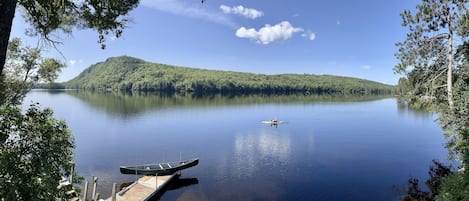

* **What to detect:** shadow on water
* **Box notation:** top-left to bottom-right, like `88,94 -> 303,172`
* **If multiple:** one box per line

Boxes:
167,177 -> 199,190
394,160 -> 455,201
395,99 -> 456,200
148,176 -> 199,201
61,90 -> 392,118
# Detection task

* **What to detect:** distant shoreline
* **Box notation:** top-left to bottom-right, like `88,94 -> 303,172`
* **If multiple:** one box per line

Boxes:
39,56 -> 396,96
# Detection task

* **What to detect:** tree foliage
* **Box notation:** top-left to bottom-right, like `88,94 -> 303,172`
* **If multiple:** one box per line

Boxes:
396,0 -> 469,164
439,65 -> 469,165
19,0 -> 139,48
396,1 -> 469,200
0,38 -> 76,200
395,0 -> 469,109
436,171 -> 469,201
0,0 -> 141,77
62,56 -> 395,96
0,103 -> 75,201
1,38 -> 65,105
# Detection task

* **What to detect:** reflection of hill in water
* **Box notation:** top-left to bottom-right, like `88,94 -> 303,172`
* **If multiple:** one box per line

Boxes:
65,90 -> 391,117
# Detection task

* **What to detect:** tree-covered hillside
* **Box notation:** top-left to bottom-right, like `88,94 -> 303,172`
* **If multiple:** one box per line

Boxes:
64,56 -> 395,95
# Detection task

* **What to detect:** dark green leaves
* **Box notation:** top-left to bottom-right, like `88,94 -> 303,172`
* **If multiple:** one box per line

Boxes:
18,0 -> 139,49
2,38 -> 65,105
38,58 -> 64,83
78,0 -> 139,49
19,0 -> 78,38
394,0 -> 465,105
0,103 -> 75,200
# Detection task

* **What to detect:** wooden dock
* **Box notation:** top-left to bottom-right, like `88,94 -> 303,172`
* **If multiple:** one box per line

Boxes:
106,173 -> 178,201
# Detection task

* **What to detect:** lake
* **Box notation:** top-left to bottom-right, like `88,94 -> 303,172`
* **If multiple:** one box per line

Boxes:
23,90 -> 448,201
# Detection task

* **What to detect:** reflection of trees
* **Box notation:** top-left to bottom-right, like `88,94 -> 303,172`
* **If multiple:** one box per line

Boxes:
397,160 -> 453,201
396,98 -> 435,121
64,90 -> 391,118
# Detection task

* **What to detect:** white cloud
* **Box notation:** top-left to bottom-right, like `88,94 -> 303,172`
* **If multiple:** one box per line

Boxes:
301,31 -> 316,41
336,20 -> 341,25
219,4 -> 264,19
236,21 -> 303,44
141,0 -> 237,28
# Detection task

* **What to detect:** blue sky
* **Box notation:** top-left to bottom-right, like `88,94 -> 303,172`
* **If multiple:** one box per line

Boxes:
10,0 -> 420,84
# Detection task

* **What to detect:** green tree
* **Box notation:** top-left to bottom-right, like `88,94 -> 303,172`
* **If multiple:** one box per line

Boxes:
0,104 -> 76,201
38,58 -> 64,83
396,1 -> 469,200
0,0 -> 140,77
395,0 -> 468,109
397,77 -> 412,96
439,64 -> 469,166
1,38 -> 64,105
436,170 -> 469,201
0,38 -> 78,200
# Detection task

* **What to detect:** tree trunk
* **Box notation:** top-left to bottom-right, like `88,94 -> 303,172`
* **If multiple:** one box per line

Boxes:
0,0 -> 18,77
446,1 -> 454,110
447,32 -> 454,109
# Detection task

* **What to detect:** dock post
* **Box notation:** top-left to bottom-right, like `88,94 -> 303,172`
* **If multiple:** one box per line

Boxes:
93,193 -> 100,201
135,168 -> 138,184
82,180 -> 88,201
111,183 -> 117,201
155,173 -> 158,188
70,162 -> 75,184
91,177 -> 98,200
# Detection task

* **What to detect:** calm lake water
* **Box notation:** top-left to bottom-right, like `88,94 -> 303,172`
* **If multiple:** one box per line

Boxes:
23,90 -> 448,201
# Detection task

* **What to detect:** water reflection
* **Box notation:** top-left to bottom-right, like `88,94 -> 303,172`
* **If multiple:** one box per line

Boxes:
62,90 -> 391,118
147,177 -> 199,201
167,177 -> 199,190
22,91 -> 447,201
231,129 -> 291,178
396,98 -> 436,121
174,190 -> 209,201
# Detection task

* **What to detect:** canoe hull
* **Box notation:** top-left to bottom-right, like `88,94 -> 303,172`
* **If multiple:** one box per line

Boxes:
120,158 -> 199,175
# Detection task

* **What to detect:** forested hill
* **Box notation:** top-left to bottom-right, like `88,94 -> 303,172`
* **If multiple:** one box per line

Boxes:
64,56 -> 395,95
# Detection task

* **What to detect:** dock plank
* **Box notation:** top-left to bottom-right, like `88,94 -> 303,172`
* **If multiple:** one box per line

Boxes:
107,174 -> 177,201
116,184 -> 154,201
